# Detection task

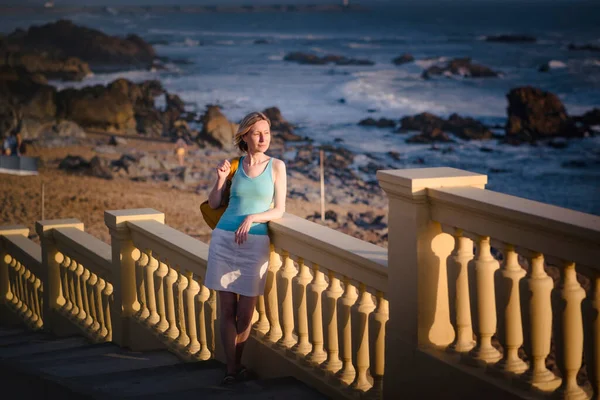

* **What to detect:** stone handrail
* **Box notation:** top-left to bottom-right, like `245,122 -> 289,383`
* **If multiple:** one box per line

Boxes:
0,226 -> 43,330
378,167 -> 600,399
50,226 -> 114,342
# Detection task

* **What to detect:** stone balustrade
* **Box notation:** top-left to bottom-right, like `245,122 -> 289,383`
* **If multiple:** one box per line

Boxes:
1,167 -> 599,400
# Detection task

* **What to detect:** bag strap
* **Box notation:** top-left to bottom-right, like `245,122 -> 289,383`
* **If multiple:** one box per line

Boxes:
228,157 -> 240,180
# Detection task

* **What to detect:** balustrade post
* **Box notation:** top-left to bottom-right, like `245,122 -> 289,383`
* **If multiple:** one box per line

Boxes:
104,209 -> 165,348
35,219 -> 83,335
583,273 -> 599,399
377,167 -> 487,399
0,226 -> 29,323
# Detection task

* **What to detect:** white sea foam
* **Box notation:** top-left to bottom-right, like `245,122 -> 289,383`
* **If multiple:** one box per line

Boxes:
347,42 -> 380,49
183,38 -> 200,47
548,60 -> 567,69
415,57 -> 447,69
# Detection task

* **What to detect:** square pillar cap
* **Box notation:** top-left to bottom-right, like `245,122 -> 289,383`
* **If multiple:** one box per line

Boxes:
377,167 -> 487,198
36,219 -> 84,237
104,208 -> 165,230
0,225 -> 30,237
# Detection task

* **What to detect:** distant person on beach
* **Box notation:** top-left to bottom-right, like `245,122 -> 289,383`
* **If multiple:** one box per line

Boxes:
174,137 -> 188,167
2,131 -> 23,156
204,111 -> 287,385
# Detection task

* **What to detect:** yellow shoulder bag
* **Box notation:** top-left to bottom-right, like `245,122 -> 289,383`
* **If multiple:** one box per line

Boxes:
200,157 -> 240,230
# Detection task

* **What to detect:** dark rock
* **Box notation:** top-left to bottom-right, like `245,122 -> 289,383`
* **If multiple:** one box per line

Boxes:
480,147 -> 494,153
262,106 -> 302,141
358,162 -> 383,174
59,155 -> 90,171
197,105 -> 238,148
333,137 -> 344,143
399,112 -> 445,132
254,39 -> 269,45
387,151 -> 401,161
392,53 -> 414,65
406,127 -> 453,144
111,154 -> 138,173
358,118 -> 396,128
485,35 -> 537,43
574,108 -> 600,127
568,43 -> 600,52
562,160 -> 588,168
538,63 -> 551,73
505,86 -> 582,142
4,20 -> 156,68
0,50 -> 91,81
548,139 -> 568,149
338,98 -> 346,104
422,57 -> 500,79
284,52 -> 374,66
445,113 -> 493,140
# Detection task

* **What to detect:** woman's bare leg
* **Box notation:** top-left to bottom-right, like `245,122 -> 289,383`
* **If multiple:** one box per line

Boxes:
235,295 -> 257,369
218,291 -> 238,375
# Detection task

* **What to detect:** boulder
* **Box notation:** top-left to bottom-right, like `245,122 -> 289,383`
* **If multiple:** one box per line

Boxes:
422,57 -> 500,79
505,86 -> 581,141
4,20 -> 156,68
392,53 -> 414,65
89,156 -> 114,180
445,113 -> 493,140
284,52 -> 374,66
358,118 -> 396,128
109,135 -> 127,145
262,106 -> 302,141
0,50 -> 91,81
197,105 -> 238,149
399,112 -> 492,140
485,35 -> 537,43
398,112 -> 444,132
38,120 -> 87,139
59,155 -> 90,171
406,128 -> 453,143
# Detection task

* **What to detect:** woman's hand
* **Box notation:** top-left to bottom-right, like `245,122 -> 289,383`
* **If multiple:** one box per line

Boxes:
216,159 -> 231,181
235,215 -> 254,245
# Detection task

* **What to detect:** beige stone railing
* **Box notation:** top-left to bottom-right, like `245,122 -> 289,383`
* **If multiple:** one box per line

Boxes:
0,226 -> 43,330
378,167 -> 600,400
38,219 -> 114,342
2,167 -> 599,400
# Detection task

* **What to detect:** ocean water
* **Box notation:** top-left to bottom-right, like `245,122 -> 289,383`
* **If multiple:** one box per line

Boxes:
2,1 -> 600,214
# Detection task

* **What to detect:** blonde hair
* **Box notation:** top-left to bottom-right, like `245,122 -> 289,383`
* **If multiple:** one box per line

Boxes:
233,111 -> 271,152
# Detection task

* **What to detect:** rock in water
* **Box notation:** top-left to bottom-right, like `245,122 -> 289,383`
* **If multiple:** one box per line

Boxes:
505,86 -> 581,142
4,19 -> 156,68
262,107 -> 302,141
392,53 -> 414,65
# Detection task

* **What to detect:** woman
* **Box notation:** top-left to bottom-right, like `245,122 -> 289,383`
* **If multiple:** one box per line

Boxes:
205,111 -> 287,384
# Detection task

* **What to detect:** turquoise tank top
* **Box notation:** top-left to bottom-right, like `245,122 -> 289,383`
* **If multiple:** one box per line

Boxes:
216,156 -> 275,235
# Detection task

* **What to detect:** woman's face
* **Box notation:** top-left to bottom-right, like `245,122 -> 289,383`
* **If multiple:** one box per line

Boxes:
244,120 -> 271,153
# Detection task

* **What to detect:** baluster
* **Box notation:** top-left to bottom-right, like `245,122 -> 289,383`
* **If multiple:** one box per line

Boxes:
196,282 -> 212,360
16,262 -> 27,314
23,268 -> 34,320
184,271 -> 200,355
337,277 -> 358,385
351,283 -> 376,391
95,277 -> 108,339
521,253 -> 561,391
103,281 -> 114,341
583,273 -> 599,398
5,255 -> 15,305
264,246 -> 282,343
86,273 -> 100,334
81,268 -> 93,327
322,271 -> 343,374
174,269 -> 190,348
277,250 -> 297,349
28,272 -> 38,324
367,291 -> 389,399
68,258 -> 79,318
60,256 -> 72,313
74,263 -> 86,322
154,260 -> 169,333
163,264 -> 179,339
448,230 -> 475,352
9,257 -> 19,307
292,257 -> 312,356
468,236 -> 501,364
206,289 -> 217,355
254,295 -> 269,335
306,263 -> 327,365
494,244 -> 527,374
553,262 -> 587,399
144,252 -> 160,325
33,278 -> 43,327
135,250 -> 150,321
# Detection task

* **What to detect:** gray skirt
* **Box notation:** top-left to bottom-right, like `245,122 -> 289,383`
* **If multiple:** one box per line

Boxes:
204,228 -> 270,297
